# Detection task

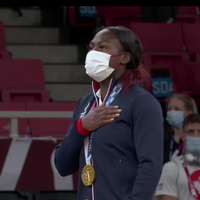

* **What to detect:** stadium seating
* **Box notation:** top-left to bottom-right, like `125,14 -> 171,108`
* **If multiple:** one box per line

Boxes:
144,52 -> 189,67
0,59 -> 45,89
0,21 -> 10,59
144,51 -> 189,94
131,22 -> 184,51
176,6 -> 200,23
0,103 -> 28,137
0,21 -> 6,50
177,6 -> 198,14
67,6 -> 141,27
195,52 -> 200,61
0,59 -> 49,103
176,14 -> 200,23
1,89 -> 49,103
170,61 -> 200,93
1,5 -> 200,196
103,6 -> 200,28
130,23 -> 189,96
182,23 -> 200,57
96,6 -> 141,17
68,6 -> 94,26
170,61 -> 200,106
0,50 -> 10,59
131,23 -> 189,70
104,13 -> 142,28
26,102 -> 76,137
97,6 -> 141,27
145,58 -> 187,91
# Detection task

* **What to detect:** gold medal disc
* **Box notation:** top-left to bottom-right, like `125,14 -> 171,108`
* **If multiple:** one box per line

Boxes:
81,164 -> 95,186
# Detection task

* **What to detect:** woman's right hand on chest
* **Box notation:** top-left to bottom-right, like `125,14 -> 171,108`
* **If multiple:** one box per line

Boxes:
81,102 -> 122,132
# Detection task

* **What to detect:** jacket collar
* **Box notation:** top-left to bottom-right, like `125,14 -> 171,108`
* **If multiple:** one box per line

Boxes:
92,78 -> 120,103
92,78 -> 120,90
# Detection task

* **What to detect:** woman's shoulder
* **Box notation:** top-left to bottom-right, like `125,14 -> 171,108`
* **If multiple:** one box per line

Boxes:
74,92 -> 94,112
127,83 -> 163,121
129,83 -> 161,107
78,92 -> 94,104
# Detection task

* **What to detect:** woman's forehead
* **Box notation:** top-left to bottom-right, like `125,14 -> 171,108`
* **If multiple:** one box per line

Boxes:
169,98 -> 184,105
168,98 -> 185,109
91,29 -> 121,46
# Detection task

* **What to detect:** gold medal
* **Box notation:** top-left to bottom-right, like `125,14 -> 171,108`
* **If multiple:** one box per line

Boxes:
81,164 -> 95,186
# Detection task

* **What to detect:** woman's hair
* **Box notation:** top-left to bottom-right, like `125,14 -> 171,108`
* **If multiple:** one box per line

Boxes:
166,93 -> 198,114
182,114 -> 200,131
105,26 -> 149,91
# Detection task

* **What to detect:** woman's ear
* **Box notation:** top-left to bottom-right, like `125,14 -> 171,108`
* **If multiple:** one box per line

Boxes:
120,53 -> 131,65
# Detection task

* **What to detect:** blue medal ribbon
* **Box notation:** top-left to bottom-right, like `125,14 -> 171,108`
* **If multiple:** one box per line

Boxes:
87,83 -> 123,160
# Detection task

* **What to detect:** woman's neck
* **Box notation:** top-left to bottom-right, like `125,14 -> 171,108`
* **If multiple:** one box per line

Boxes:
99,68 -> 126,101
173,127 -> 183,143
100,77 -> 112,101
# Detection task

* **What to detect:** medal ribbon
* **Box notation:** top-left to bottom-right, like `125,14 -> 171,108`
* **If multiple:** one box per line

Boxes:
84,83 -> 123,166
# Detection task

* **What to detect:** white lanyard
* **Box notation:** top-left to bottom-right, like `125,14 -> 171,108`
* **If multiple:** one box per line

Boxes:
84,82 -> 123,166
83,81 -> 123,200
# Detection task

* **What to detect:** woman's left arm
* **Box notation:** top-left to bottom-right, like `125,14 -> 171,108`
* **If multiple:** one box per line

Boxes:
125,93 -> 164,200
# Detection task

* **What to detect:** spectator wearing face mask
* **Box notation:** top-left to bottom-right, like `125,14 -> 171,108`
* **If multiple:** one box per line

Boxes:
155,114 -> 200,200
164,93 -> 198,164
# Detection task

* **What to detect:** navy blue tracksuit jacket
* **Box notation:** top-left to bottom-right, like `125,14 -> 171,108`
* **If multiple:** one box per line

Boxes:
55,79 -> 164,200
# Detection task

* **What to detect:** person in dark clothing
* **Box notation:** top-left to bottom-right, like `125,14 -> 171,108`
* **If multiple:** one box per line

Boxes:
163,93 -> 198,164
9,6 -> 23,17
54,26 -> 164,200
140,6 -> 178,23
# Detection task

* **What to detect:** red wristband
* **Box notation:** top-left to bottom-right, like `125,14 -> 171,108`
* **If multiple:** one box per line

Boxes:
75,119 -> 90,135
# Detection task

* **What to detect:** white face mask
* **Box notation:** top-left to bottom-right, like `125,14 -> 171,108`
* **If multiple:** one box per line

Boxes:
186,137 -> 200,156
166,110 -> 184,127
84,50 -> 125,82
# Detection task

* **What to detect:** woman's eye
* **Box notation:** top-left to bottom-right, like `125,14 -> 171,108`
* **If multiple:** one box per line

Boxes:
187,130 -> 194,135
99,45 -> 106,49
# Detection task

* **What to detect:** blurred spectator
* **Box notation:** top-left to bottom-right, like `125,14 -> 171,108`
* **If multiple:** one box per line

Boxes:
140,6 -> 178,23
155,114 -> 200,200
9,6 -> 33,17
164,93 -> 198,164
40,6 -> 63,27
92,13 -> 104,35
10,6 -> 22,17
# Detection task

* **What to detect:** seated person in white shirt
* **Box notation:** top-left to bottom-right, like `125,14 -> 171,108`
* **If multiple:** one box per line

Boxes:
155,114 -> 200,200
